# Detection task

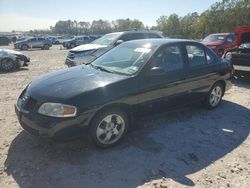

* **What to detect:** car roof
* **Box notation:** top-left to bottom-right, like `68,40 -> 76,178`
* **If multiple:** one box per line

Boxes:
123,38 -> 200,46
210,33 -> 233,36
107,30 -> 163,35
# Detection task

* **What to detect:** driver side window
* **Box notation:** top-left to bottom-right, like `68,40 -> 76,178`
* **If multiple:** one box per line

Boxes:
153,45 -> 183,72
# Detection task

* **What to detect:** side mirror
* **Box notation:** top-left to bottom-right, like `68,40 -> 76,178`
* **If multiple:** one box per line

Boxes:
148,66 -> 166,76
114,40 -> 124,46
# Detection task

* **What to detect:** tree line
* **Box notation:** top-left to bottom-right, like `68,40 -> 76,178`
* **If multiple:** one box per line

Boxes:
30,0 -> 250,39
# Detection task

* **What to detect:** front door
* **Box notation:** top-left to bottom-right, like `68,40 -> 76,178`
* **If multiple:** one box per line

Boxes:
138,44 -> 188,113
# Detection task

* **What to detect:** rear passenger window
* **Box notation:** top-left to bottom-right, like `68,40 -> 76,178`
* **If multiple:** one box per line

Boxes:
186,45 -> 207,67
154,45 -> 183,72
146,33 -> 161,38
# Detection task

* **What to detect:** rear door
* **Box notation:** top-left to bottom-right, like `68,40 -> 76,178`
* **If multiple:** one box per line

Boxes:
183,42 -> 221,100
28,38 -> 38,47
138,43 -> 188,111
37,38 -> 45,47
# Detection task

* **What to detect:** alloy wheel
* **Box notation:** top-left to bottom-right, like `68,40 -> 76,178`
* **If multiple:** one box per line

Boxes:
96,114 -> 125,145
209,86 -> 222,107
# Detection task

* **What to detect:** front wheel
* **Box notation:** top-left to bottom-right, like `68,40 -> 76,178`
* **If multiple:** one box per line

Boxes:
0,58 -> 17,72
205,83 -> 224,109
90,108 -> 129,148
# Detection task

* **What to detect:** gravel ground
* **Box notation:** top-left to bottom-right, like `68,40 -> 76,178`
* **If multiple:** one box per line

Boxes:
0,44 -> 249,188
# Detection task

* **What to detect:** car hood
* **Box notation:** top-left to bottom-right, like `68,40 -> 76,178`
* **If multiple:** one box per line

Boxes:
70,43 -> 107,52
201,41 -> 223,46
27,65 -> 128,100
0,49 -> 23,56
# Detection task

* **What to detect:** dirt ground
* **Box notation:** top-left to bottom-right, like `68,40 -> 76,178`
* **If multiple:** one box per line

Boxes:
0,44 -> 249,188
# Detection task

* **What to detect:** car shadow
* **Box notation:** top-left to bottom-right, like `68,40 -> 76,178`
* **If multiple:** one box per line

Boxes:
0,67 -> 29,74
4,100 -> 250,188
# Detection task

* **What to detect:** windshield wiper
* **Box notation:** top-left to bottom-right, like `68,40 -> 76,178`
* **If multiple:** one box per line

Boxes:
89,64 -> 113,73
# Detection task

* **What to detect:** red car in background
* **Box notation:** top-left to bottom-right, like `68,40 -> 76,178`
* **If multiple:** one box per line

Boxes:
201,33 -> 237,56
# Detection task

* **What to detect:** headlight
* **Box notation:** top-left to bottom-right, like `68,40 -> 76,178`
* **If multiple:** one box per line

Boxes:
38,103 -> 77,117
225,52 -> 232,60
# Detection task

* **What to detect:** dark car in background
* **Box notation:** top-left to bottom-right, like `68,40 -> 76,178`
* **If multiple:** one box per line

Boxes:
223,26 -> 250,77
62,36 -> 91,49
14,37 -> 52,50
15,39 -> 232,147
65,30 -> 164,67
0,49 -> 30,72
0,36 -> 11,46
201,33 -> 236,56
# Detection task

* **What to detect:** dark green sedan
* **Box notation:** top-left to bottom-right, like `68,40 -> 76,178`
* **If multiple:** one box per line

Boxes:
15,39 -> 233,147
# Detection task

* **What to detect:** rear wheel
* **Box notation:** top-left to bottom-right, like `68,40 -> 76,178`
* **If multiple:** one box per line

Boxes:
90,108 -> 129,148
0,58 -> 17,72
43,44 -> 50,50
205,83 -> 224,109
21,44 -> 28,51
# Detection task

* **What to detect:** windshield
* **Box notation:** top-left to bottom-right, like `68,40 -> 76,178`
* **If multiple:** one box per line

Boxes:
239,43 -> 250,49
202,34 -> 226,42
92,33 -> 122,46
91,43 -> 156,75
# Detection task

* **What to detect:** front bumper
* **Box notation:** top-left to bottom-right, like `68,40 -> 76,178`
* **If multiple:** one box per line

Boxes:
15,93 -> 93,140
225,77 -> 233,91
65,58 -> 78,67
17,55 -> 30,66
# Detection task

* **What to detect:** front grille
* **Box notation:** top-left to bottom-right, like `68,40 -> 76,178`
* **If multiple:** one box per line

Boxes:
18,93 -> 37,111
67,52 -> 76,59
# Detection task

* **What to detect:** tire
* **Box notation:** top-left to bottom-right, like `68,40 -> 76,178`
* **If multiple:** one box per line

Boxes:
205,83 -> 224,109
0,58 -> 17,72
70,43 -> 76,49
43,44 -> 50,50
21,44 -> 28,51
90,108 -> 129,148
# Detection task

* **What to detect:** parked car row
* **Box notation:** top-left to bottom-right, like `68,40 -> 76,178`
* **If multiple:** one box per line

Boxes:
2,27 -> 248,148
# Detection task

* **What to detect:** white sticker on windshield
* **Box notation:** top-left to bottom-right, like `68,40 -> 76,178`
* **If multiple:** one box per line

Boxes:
218,36 -> 225,40
134,48 -> 151,53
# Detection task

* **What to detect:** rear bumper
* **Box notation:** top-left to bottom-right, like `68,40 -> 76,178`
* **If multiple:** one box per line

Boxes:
233,65 -> 250,72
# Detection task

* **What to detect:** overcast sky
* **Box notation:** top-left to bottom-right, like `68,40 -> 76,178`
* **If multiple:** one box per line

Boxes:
0,0 -> 219,32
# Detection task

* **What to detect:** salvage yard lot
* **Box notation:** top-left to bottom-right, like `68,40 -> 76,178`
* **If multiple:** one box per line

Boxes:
0,45 -> 249,188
